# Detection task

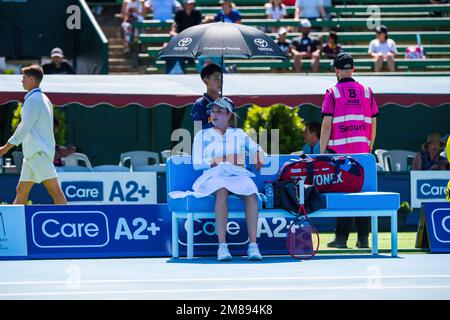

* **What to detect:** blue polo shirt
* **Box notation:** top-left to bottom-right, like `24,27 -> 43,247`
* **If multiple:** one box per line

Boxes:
303,141 -> 321,154
215,9 -> 242,23
191,93 -> 215,129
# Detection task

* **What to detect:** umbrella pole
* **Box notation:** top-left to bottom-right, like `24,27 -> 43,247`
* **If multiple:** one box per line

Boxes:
220,54 -> 224,98
220,15 -> 224,98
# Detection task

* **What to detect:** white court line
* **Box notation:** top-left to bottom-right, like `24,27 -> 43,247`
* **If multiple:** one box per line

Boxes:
1,274 -> 450,286
1,285 -> 450,298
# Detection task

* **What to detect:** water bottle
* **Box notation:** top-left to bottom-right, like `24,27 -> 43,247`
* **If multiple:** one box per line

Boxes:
264,180 -> 274,209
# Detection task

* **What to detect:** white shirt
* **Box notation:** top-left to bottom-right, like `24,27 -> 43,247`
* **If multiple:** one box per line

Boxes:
265,4 -> 287,20
368,38 -> 398,55
295,0 -> 324,19
8,88 -> 55,160
192,127 -> 264,171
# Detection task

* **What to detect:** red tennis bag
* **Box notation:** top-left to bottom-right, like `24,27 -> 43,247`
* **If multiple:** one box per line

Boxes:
275,155 -> 365,193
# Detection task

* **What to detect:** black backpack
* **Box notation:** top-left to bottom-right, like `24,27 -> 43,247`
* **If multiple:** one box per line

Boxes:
273,180 -> 323,214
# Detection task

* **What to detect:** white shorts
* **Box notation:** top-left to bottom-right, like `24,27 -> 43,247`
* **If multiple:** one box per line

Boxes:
20,151 -> 57,184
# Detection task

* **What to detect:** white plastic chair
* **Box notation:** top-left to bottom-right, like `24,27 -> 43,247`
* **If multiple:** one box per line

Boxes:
62,152 -> 93,169
61,166 -> 93,172
160,150 -> 172,163
119,151 -> 160,171
93,165 -> 130,172
382,150 -> 416,172
133,165 -> 166,172
161,150 -> 190,163
374,149 -> 387,171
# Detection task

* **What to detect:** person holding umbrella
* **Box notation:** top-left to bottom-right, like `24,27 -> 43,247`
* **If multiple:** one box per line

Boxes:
191,63 -> 223,129
191,97 -> 266,261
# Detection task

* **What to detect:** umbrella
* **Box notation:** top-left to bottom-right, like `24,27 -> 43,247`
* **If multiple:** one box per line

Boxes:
157,22 -> 288,96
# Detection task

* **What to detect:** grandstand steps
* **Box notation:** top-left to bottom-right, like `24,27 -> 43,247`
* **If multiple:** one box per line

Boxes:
108,65 -> 137,73
109,58 -> 133,66
95,11 -> 141,75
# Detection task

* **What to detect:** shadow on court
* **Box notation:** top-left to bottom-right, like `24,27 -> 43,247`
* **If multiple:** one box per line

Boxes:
166,254 -> 401,264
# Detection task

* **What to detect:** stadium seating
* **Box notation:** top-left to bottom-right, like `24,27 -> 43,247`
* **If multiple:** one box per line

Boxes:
130,0 -> 450,74
167,154 -> 400,259
136,17 -> 450,30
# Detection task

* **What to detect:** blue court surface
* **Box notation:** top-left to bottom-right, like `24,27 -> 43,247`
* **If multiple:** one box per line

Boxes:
1,253 -> 450,300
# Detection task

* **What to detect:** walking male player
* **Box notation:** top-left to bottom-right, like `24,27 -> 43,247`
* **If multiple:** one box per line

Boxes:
320,53 -> 378,249
0,65 -> 67,205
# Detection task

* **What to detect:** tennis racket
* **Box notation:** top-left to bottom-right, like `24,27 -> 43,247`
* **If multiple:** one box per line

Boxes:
285,178 -> 320,260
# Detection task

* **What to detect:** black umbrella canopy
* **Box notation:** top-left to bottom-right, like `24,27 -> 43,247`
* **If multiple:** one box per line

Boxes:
158,22 -> 288,60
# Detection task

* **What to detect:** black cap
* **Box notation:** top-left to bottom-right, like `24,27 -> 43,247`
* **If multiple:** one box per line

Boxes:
375,25 -> 388,34
333,52 -> 354,70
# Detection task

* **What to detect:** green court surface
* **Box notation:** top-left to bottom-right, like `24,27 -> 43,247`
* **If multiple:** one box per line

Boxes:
319,232 -> 420,254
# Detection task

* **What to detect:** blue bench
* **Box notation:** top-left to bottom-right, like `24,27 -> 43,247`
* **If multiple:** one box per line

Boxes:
167,154 -> 400,259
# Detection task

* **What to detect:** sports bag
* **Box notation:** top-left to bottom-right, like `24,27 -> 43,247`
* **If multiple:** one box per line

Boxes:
273,181 -> 323,214
275,154 -> 365,193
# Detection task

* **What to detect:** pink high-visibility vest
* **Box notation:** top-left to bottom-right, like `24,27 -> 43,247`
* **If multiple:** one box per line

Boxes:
321,78 -> 379,154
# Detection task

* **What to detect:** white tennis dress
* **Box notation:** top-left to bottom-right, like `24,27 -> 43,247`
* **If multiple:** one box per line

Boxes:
170,127 -> 264,199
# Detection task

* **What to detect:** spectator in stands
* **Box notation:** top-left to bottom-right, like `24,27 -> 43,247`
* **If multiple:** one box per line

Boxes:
215,0 -> 242,23
320,53 -> 379,249
291,19 -> 321,72
121,11 -> 138,54
368,25 -> 397,72
191,64 -> 223,129
265,0 -> 287,32
145,0 -> 181,20
412,132 -> 449,170
276,27 -> 291,57
168,0 -> 203,74
191,97 -> 265,261
53,118 -> 77,167
294,0 -> 326,21
430,0 -> 449,17
170,0 -> 203,36
42,48 -> 76,75
121,0 -> 146,22
265,0 -> 287,21
303,122 -> 321,154
321,31 -> 342,60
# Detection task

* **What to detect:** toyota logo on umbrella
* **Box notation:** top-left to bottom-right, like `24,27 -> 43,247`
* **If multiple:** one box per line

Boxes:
178,38 -> 192,47
254,38 -> 268,48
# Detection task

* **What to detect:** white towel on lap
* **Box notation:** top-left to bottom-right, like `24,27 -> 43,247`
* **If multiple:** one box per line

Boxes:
169,163 -> 258,199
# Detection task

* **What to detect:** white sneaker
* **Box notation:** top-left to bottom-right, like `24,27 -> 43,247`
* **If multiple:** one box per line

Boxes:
247,243 -> 262,261
217,244 -> 232,261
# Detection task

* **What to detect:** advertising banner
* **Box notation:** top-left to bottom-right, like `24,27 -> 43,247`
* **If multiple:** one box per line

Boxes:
26,204 -> 171,258
422,202 -> 450,253
0,205 -> 28,258
410,171 -> 450,208
58,172 -> 157,205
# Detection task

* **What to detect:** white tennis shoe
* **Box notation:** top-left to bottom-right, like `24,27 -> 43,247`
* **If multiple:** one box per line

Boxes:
247,243 -> 262,261
217,243 -> 232,261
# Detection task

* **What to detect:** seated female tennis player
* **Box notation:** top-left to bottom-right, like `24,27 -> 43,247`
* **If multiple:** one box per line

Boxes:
192,97 -> 266,261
